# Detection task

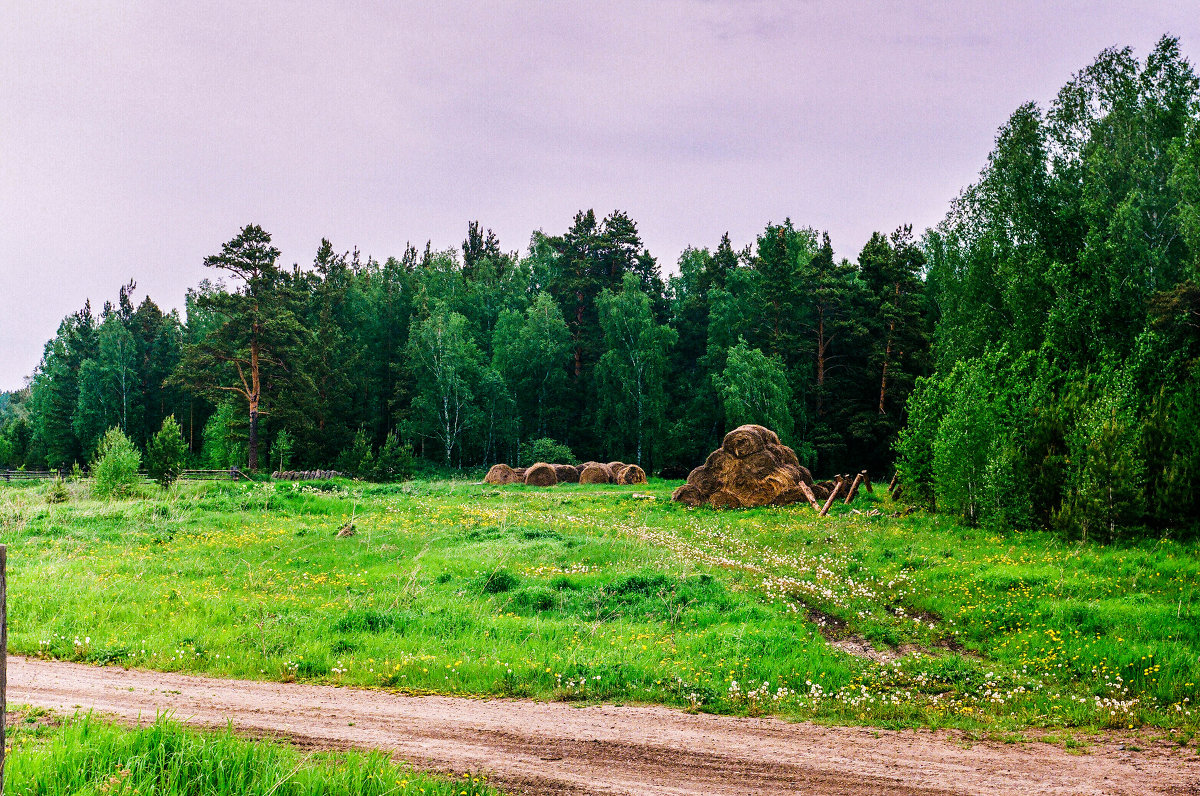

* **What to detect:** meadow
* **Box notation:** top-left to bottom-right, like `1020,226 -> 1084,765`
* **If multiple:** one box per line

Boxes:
2,477 -> 1197,740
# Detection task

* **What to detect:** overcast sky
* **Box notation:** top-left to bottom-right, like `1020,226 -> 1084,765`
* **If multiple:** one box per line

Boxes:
2,2 -> 1198,390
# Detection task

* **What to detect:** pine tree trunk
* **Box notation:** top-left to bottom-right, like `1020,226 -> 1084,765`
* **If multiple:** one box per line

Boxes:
248,407 -> 259,471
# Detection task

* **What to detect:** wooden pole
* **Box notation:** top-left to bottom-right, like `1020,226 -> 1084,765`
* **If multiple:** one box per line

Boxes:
819,477 -> 843,517
843,472 -> 865,505
862,470 -> 873,493
797,481 -> 821,511
888,471 -> 898,491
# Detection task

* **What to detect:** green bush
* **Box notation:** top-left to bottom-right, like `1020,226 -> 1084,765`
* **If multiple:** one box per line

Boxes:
146,415 -> 187,488
519,437 -> 575,467
91,426 -> 142,499
46,477 -> 69,504
368,432 -> 413,482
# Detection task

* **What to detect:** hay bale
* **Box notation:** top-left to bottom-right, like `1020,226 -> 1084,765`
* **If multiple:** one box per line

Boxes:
576,461 -> 601,474
670,424 -> 865,512
707,489 -> 744,509
553,464 -> 580,483
483,463 -> 520,485
606,462 -> 626,478
671,483 -> 704,506
524,462 -> 558,486
616,464 -> 647,485
579,464 -> 612,484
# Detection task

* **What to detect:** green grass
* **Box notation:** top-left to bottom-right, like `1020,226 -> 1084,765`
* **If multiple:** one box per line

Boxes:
5,710 -> 498,795
1,477 -> 1197,735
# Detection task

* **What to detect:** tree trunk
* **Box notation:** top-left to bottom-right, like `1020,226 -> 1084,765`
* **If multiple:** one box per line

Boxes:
248,407 -> 259,471
879,325 -> 893,415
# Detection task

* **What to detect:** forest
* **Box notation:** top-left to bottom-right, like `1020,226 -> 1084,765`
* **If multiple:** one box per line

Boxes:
2,37 -> 1199,540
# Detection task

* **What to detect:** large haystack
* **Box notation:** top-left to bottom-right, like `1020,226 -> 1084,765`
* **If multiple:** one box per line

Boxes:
553,464 -> 580,483
484,463 -> 522,485
616,464 -> 647,485
670,424 -> 815,509
579,464 -> 612,484
524,462 -> 558,486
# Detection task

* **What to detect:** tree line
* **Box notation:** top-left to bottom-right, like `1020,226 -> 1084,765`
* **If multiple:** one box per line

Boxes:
5,37 -> 1197,538
897,36 -> 1200,539
0,212 -> 929,479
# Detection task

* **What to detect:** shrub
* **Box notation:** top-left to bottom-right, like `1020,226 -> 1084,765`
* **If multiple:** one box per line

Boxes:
91,427 -> 142,498
369,432 -> 413,482
146,415 -> 187,488
46,477 -> 69,504
337,429 -> 373,477
519,437 -> 576,467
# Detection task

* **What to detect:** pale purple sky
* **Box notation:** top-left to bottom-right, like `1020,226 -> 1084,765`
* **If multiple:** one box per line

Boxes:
2,2 -> 1198,390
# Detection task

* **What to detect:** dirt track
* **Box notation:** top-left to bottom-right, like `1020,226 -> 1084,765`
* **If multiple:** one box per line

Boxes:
11,656 -> 1199,795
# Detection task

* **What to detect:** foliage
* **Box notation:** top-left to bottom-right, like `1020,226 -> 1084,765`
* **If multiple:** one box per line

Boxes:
518,437 -> 576,467
713,338 -> 794,446
146,415 -> 187,488
90,426 -> 142,498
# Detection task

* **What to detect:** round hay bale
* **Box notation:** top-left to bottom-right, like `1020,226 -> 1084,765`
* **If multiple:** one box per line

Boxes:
577,461 -> 602,474
524,462 -> 558,487
671,483 -> 704,506
777,445 -> 801,467
579,464 -> 612,484
553,464 -> 580,483
686,465 -> 718,497
616,464 -> 647,485
796,464 -> 813,485
722,424 -> 770,458
707,489 -> 744,509
738,448 -> 785,480
606,462 -> 626,476
483,463 -> 519,485
772,485 -> 810,506
703,448 -> 738,479
672,483 -> 703,505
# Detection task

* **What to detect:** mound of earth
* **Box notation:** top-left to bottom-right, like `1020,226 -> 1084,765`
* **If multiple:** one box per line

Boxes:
671,425 -> 816,509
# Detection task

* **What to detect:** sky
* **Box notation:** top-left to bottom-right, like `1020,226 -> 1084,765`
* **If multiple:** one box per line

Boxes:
2,1 -> 1199,390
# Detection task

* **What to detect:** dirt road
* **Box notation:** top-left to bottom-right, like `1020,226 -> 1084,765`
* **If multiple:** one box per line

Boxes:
11,656 -> 1198,795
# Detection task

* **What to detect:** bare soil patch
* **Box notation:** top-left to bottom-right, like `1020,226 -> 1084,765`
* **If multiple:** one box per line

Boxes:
10,656 -> 1198,796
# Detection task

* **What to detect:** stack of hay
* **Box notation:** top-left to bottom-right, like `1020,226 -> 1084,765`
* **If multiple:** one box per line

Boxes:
671,425 -> 821,509
483,460 -> 647,487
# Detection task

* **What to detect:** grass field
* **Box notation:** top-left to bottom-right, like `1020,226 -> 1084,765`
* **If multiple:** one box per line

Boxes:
2,477 -> 1198,738
5,708 -> 498,795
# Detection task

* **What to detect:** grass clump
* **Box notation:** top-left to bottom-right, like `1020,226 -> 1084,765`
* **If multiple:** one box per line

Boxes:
6,713 -> 498,795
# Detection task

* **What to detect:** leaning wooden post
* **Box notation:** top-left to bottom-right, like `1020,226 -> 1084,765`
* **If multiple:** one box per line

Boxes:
797,481 -> 821,511
843,472 -> 865,505
819,477 -> 843,517
862,470 -> 873,494
888,471 -> 898,492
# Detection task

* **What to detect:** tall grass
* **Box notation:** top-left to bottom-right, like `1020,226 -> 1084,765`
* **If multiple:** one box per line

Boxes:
7,713 -> 497,795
